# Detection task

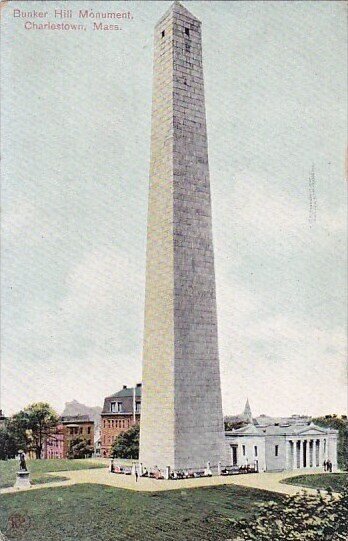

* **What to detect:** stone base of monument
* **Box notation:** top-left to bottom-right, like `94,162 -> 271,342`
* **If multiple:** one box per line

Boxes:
14,471 -> 31,489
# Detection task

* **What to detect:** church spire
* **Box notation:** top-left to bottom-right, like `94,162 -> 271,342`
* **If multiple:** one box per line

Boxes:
243,398 -> 252,421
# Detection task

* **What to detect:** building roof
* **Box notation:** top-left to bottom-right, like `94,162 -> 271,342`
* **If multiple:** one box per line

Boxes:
226,422 -> 338,438
102,384 -> 142,415
108,384 -> 142,399
61,415 -> 93,424
255,414 -> 311,427
225,400 -> 313,428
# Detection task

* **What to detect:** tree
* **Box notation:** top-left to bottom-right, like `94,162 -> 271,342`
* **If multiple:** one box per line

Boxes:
67,437 -> 94,459
229,488 -> 348,541
111,424 -> 139,459
10,403 -> 59,459
313,416 -> 348,470
0,426 -> 20,459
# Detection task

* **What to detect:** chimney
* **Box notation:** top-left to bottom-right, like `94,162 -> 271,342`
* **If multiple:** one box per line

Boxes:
136,383 -> 142,388
123,385 -> 127,389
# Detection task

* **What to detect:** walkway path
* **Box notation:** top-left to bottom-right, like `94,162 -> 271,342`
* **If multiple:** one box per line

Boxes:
0,467 -> 334,496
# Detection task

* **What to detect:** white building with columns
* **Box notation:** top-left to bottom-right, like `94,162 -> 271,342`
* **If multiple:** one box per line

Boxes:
225,422 -> 338,472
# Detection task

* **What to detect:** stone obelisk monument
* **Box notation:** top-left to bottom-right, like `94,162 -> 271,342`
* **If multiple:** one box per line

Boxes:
139,1 -> 225,471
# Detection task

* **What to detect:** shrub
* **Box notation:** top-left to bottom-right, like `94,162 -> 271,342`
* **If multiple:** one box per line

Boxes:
229,487 -> 348,540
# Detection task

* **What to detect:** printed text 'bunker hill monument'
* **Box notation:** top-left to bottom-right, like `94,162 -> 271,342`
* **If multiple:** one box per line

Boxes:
139,1 -> 225,471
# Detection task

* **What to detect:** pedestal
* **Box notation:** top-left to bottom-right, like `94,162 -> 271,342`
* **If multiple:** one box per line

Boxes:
14,471 -> 31,489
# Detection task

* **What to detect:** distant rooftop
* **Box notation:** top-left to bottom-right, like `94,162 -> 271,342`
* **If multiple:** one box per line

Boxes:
61,414 -> 92,423
108,383 -> 142,399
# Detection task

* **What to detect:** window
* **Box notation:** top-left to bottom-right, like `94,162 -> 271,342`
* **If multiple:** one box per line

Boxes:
254,446 -> 258,457
161,30 -> 165,38
275,445 -> 279,457
185,27 -> 190,37
87,427 -> 91,434
111,402 -> 116,413
136,401 -> 141,412
242,445 -> 246,456
117,402 -> 123,413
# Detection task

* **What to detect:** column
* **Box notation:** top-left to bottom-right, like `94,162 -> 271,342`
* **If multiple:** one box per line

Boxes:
322,438 -> 326,467
310,440 -> 314,467
285,440 -> 289,469
304,440 -> 308,468
315,440 -> 321,468
292,441 -> 297,470
299,439 -> 303,469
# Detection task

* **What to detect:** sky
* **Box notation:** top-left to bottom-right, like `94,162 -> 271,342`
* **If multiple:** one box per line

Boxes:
1,1 -> 347,417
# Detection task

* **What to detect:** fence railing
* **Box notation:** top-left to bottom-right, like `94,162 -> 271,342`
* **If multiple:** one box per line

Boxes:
108,460 -> 259,479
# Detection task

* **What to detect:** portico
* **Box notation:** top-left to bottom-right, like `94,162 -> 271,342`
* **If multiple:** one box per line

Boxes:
287,438 -> 323,469
286,423 -> 335,470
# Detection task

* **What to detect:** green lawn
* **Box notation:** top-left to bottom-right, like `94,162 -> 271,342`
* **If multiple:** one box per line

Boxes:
0,458 -> 107,488
0,483 -> 283,541
282,473 -> 348,493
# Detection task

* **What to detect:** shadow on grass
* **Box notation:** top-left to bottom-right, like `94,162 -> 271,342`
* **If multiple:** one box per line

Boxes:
281,473 -> 348,493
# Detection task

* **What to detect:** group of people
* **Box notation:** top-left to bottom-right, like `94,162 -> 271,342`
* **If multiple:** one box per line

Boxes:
323,459 -> 333,472
220,464 -> 256,476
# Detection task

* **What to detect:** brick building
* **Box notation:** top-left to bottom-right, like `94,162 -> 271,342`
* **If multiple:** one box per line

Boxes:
61,415 -> 94,458
43,423 -> 64,459
101,384 -> 142,457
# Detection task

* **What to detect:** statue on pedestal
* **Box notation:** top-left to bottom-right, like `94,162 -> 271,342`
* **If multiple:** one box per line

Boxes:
14,451 -> 31,489
19,452 -> 28,472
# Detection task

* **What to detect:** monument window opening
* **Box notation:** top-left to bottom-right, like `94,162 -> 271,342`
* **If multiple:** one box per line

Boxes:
254,446 -> 258,457
185,27 -> 190,37
161,30 -> 165,38
275,445 -> 279,457
242,445 -> 246,456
